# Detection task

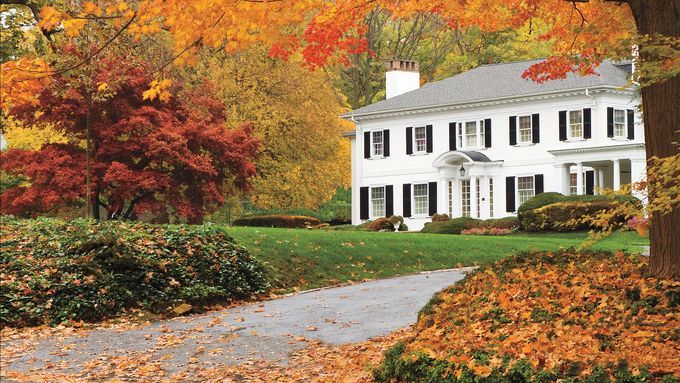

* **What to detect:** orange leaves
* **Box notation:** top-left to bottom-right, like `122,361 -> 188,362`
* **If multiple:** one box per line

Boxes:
0,59 -> 50,111
38,7 -> 63,31
142,79 -> 173,102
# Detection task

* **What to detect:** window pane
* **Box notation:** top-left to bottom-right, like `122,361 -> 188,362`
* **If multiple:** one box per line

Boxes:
413,183 -> 428,215
614,109 -> 626,137
489,178 -> 494,218
517,176 -> 535,205
371,187 -> 385,217
372,131 -> 383,156
415,127 -> 427,152
461,180 -> 470,217
465,121 -> 477,147
519,116 -> 532,143
569,110 -> 583,138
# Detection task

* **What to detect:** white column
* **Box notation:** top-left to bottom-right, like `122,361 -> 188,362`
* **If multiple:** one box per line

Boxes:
597,168 -> 605,194
438,177 -> 447,215
470,176 -> 478,218
575,162 -> 584,195
630,158 -> 647,201
553,163 -> 569,195
613,159 -> 621,191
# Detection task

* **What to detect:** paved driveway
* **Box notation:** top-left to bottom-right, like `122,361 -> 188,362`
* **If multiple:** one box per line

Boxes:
1,268 -> 472,380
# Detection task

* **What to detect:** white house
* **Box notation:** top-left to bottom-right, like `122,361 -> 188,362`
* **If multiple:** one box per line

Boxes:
342,59 -> 646,231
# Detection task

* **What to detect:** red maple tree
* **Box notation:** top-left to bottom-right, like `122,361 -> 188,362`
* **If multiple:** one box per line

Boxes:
1,59 -> 259,223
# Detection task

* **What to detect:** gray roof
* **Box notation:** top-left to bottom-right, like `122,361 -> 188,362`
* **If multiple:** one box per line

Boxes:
344,59 -> 631,118
458,150 -> 491,162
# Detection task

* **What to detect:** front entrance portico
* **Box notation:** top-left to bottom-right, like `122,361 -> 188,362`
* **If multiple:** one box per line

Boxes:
433,151 -> 503,219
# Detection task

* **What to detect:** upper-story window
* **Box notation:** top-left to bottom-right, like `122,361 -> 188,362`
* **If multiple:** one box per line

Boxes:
613,109 -> 626,137
414,126 -> 427,152
457,120 -> 485,149
372,131 -> 383,157
518,116 -> 532,143
569,110 -> 583,139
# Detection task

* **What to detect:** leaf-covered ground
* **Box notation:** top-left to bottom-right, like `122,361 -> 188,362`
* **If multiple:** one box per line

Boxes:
375,250 -> 679,382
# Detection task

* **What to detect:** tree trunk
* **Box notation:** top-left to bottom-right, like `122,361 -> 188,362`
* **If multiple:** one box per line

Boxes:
628,0 -> 680,278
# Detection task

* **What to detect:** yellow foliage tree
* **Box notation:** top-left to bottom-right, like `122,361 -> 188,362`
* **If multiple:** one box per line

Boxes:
1,116 -> 67,150
192,47 -> 350,209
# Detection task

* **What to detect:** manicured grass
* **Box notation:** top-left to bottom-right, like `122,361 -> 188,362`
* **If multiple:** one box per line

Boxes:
226,227 -> 648,292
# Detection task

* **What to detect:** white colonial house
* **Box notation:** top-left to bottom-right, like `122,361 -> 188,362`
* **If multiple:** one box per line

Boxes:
342,59 -> 646,231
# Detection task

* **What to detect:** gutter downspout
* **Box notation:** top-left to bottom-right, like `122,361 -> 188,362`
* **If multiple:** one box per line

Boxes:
585,88 -> 596,106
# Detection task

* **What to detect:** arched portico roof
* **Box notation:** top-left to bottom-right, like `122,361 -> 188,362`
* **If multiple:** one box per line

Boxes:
432,150 -> 493,168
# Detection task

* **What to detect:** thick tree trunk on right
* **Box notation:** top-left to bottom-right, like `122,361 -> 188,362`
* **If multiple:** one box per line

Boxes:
627,0 -> 680,278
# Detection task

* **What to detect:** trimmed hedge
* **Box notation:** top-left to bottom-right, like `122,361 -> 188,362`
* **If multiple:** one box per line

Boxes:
476,216 -> 520,230
421,217 -> 482,234
232,214 -> 320,228
0,218 -> 269,327
518,193 -> 641,231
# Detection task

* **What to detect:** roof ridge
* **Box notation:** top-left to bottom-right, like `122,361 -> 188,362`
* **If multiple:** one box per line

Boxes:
477,58 -> 546,67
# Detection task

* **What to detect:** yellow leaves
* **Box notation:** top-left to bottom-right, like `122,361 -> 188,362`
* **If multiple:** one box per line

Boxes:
38,7 -> 63,31
97,83 -> 109,92
62,18 -> 88,37
2,117 -> 67,150
142,79 -> 173,102
82,2 -> 103,17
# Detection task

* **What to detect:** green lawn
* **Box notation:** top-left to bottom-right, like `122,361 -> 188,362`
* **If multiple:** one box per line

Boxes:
226,227 -> 649,292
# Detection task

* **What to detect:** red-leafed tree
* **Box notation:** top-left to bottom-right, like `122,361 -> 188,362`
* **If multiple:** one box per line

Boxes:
0,59 -> 259,223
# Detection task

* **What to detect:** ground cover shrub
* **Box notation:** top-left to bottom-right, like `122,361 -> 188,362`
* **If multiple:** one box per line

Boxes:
0,218 -> 269,327
476,216 -> 520,230
461,227 -> 513,235
374,250 -> 679,382
232,214 -> 320,228
421,217 -> 481,234
362,217 -> 406,231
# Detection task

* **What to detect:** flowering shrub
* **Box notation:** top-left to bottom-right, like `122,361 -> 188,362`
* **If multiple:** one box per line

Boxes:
461,227 -> 514,236
627,216 -> 649,230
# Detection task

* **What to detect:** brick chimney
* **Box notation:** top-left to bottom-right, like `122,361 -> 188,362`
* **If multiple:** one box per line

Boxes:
385,60 -> 420,99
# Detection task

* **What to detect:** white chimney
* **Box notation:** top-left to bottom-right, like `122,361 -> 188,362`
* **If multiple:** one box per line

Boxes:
385,60 -> 420,99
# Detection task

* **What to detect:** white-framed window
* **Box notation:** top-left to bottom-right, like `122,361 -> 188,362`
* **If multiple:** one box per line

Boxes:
475,180 -> 481,218
518,176 -> 535,205
569,110 -> 583,139
489,178 -> 494,218
569,173 -> 585,195
372,131 -> 383,157
447,181 -> 454,217
458,120 -> 486,149
461,180 -> 470,217
413,183 -> 429,215
371,186 -> 385,217
414,126 -> 427,152
518,115 -> 532,143
613,109 -> 626,137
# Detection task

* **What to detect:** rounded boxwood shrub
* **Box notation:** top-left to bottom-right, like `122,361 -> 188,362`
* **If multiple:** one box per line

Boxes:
362,217 -> 397,231
232,214 -> 320,228
421,217 -> 481,234
431,213 -> 451,222
0,218 -> 269,327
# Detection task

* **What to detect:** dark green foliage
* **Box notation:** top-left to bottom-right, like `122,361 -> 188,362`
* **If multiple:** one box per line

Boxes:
0,218 -> 269,327
374,346 -> 674,383
232,214 -> 321,228
421,217 -> 482,234
431,213 -> 451,222
518,193 -> 641,231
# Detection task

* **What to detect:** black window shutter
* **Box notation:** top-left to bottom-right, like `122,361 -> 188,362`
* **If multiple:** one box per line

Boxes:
583,108 -> 592,139
506,176 -> 516,213
360,187 -> 369,219
627,109 -> 635,139
559,111 -> 567,141
385,185 -> 394,217
403,184 -> 412,217
363,132 -> 371,158
449,122 -> 457,151
426,125 -> 433,153
383,130 -> 390,157
607,107 -> 614,137
406,127 -> 413,155
531,113 -> 540,144
509,116 -> 517,146
585,171 -> 595,195
484,118 -> 492,148
534,174 -> 544,195
428,181 -> 437,216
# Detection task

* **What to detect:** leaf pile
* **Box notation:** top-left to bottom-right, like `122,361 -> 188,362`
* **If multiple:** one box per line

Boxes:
376,250 -> 679,382
0,218 -> 269,327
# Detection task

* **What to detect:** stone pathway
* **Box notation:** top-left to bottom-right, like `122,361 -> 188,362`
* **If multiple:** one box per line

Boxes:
1,268 -> 472,380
